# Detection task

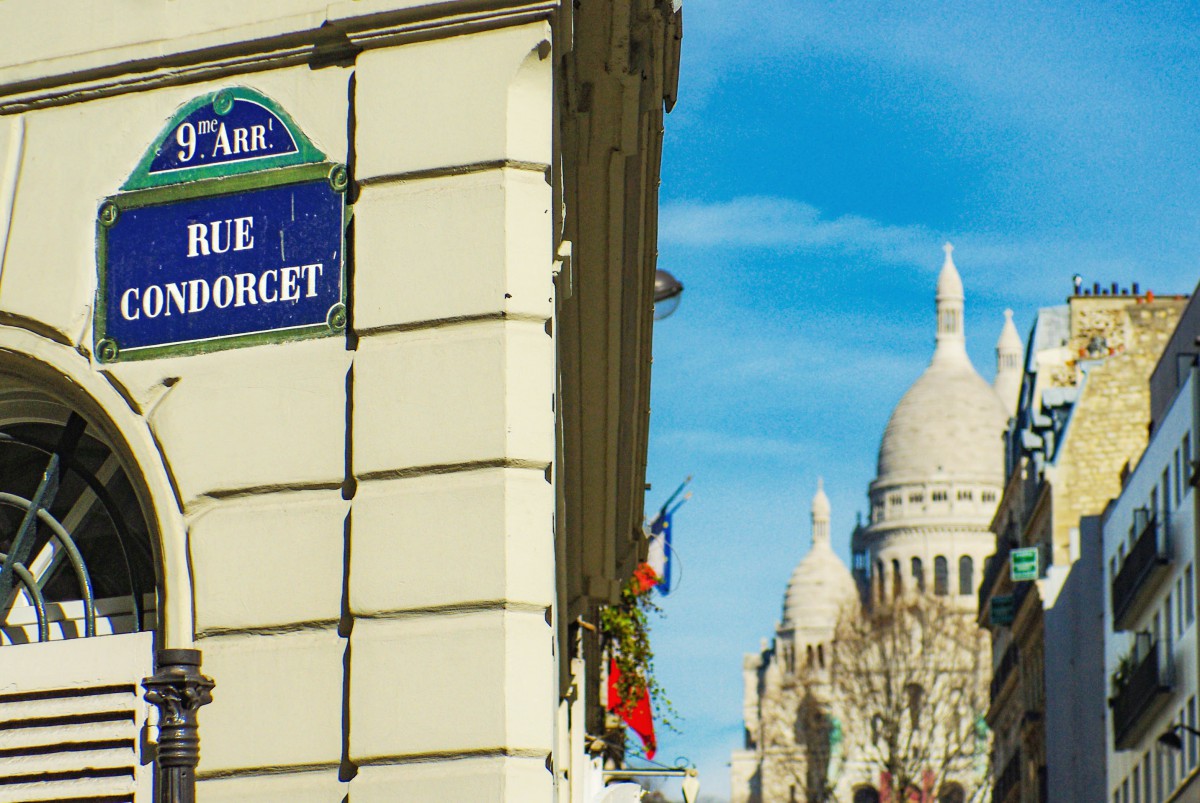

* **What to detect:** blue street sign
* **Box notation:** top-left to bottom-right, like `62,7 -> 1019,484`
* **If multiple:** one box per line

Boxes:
97,172 -> 345,360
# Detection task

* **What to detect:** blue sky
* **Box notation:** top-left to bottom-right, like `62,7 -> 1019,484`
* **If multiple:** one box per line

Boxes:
643,2 -> 1200,799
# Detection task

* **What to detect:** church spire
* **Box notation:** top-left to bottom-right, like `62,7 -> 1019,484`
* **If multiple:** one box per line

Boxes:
811,478 -> 831,547
934,242 -> 968,363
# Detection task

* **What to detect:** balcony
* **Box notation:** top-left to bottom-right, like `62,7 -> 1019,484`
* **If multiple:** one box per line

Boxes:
1112,511 -> 1170,631
1110,637 -> 1173,750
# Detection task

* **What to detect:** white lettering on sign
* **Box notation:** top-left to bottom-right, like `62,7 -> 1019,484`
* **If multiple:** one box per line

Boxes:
211,123 -> 271,159
176,123 -> 196,163
187,217 -> 255,258
117,264 -> 325,321
173,120 -> 274,164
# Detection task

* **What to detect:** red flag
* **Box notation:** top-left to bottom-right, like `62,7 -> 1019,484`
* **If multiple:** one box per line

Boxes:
607,658 -> 656,759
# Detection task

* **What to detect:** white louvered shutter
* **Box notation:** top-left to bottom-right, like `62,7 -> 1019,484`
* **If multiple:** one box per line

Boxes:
0,631 -> 152,802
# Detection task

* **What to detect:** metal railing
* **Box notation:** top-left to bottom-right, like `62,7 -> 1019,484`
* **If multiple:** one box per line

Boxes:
1111,637 -> 1173,749
1113,510 -> 1170,630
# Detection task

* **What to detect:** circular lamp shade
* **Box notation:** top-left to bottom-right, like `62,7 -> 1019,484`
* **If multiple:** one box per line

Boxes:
653,269 -> 684,320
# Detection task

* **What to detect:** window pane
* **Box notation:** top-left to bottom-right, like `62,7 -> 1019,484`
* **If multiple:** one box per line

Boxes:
1189,696 -> 1197,769
1179,578 -> 1185,638
911,557 -> 924,592
1176,449 -> 1183,504
1187,565 -> 1195,626
1166,597 -> 1174,660
959,556 -> 974,596
934,556 -> 949,596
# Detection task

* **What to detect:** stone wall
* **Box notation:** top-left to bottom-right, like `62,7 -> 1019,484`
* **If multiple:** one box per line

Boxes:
1055,297 -> 1186,564
0,7 -> 567,801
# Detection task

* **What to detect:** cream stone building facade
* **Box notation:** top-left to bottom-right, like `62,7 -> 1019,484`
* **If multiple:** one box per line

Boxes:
978,287 -> 1187,803
0,2 -> 680,801
732,247 -> 1017,802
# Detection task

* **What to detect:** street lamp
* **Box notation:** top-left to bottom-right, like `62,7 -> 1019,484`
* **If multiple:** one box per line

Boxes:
653,269 -> 684,320
1158,723 -> 1200,751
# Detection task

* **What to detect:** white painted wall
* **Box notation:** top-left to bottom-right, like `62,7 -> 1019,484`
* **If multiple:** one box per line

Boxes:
1104,369 -> 1200,803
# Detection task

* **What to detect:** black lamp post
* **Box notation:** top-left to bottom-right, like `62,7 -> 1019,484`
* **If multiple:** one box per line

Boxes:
143,649 -> 215,803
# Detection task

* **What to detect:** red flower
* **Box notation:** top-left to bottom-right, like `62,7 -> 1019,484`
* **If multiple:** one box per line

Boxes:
632,563 -> 660,594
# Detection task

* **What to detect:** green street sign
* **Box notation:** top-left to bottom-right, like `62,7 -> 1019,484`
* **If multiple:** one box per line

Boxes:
990,595 -> 1015,626
1011,547 -> 1040,582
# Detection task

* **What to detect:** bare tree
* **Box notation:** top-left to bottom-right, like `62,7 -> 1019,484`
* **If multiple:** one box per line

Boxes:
831,596 -> 992,802
753,658 -> 844,803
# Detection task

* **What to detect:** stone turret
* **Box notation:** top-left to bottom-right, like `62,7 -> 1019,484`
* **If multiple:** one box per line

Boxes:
994,308 -> 1024,416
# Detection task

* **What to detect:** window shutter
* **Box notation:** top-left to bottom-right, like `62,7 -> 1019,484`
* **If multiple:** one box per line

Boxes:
0,632 -> 152,802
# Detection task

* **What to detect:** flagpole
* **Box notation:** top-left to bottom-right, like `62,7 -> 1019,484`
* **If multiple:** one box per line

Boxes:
654,475 -> 692,521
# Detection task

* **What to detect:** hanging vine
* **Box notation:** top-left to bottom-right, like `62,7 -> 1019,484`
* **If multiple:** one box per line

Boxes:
600,563 -> 679,734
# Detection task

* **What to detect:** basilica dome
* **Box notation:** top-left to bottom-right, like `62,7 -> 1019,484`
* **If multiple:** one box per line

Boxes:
781,545 -> 857,630
876,359 -> 1008,486
874,245 -> 1008,490
782,480 -> 857,630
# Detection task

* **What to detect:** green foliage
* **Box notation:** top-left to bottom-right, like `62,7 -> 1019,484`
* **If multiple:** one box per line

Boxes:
1111,648 -> 1137,695
599,572 -> 680,735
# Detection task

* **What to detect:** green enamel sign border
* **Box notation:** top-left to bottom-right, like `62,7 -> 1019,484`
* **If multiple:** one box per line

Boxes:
122,87 -> 327,191
95,162 -> 350,364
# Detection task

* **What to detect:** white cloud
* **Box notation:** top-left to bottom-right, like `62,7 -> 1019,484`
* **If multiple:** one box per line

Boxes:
660,197 -> 938,265
659,195 -> 1200,303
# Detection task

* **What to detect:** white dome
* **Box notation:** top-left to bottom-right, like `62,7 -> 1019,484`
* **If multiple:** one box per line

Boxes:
782,480 -> 856,629
876,358 -> 1009,486
875,246 -> 1008,488
781,542 -> 857,629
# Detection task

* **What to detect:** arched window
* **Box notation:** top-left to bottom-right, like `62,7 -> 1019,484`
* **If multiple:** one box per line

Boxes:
892,559 -> 903,597
959,555 -> 975,596
911,556 -> 925,592
817,643 -> 824,668
0,380 -> 159,799
854,787 -> 881,803
934,556 -> 949,596
0,397 -> 154,642
806,645 -> 814,667
877,560 -> 886,603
